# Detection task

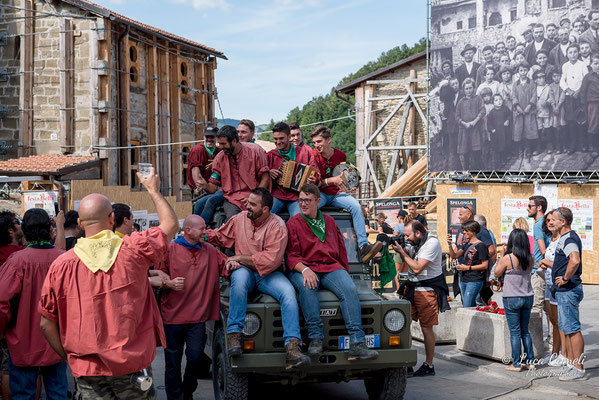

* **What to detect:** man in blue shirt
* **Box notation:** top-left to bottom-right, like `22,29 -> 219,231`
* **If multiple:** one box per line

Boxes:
527,195 -> 552,346
552,207 -> 586,381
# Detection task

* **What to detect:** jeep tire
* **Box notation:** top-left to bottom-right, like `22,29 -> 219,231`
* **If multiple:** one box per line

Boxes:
363,367 -> 407,400
212,327 -> 249,400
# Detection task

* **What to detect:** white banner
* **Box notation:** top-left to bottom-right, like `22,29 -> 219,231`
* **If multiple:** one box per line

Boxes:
22,191 -> 58,216
500,199 -> 534,244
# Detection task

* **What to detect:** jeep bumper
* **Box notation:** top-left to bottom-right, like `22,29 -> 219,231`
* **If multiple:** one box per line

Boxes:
230,348 -> 417,375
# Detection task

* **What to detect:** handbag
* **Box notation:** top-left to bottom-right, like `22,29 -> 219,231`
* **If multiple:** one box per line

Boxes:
488,259 -> 504,292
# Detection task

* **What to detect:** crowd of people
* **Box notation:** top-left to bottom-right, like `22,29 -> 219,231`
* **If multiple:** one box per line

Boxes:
0,122 -> 387,399
432,12 -> 599,170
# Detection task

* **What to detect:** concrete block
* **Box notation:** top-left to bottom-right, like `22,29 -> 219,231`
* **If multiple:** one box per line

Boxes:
456,308 -> 543,362
411,300 -> 462,344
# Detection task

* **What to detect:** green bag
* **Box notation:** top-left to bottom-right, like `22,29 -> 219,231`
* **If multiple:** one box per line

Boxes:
379,246 -> 396,294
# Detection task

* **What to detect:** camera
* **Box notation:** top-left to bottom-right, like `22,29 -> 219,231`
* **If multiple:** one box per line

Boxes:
390,233 -> 406,247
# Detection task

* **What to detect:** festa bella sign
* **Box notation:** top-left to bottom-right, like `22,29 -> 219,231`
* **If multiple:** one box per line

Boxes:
22,191 -> 58,216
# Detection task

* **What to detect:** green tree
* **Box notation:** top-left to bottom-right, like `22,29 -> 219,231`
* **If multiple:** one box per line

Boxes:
262,38 -> 427,164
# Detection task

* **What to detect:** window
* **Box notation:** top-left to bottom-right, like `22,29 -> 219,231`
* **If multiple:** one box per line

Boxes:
334,217 -> 359,264
457,20 -> 463,30
468,17 -> 476,29
488,12 -> 502,26
549,0 -> 566,8
179,60 -> 191,98
510,9 -> 517,21
593,0 -> 599,9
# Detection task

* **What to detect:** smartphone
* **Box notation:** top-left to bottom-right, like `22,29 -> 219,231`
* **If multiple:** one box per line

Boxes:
54,202 -> 59,216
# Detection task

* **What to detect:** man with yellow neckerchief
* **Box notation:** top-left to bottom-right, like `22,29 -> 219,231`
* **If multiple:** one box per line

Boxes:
39,167 -> 179,399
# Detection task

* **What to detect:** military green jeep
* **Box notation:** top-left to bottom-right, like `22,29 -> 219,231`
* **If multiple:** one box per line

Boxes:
204,208 -> 417,400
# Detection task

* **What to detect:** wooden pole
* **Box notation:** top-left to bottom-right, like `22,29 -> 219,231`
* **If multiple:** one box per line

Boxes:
157,42 -> 170,196
146,41 -> 158,167
169,46 -> 182,200
59,19 -> 74,154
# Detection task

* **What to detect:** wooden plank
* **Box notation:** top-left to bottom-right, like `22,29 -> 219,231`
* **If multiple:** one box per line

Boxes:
146,41 -> 157,167
407,70 -> 417,168
366,78 -> 428,85
19,0 -> 34,157
157,42 -> 170,196
368,145 -> 427,151
194,60 -> 203,140
380,157 -> 427,198
360,84 -> 374,182
368,94 -> 426,101
168,45 -> 182,200
90,20 -> 100,154
208,58 -> 216,125
118,28 -> 131,186
59,19 -> 74,153
97,19 -> 115,185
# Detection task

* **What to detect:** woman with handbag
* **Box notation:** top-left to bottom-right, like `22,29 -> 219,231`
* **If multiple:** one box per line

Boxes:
494,228 -> 535,371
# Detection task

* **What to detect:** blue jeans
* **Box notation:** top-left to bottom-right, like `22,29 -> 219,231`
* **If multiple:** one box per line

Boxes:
319,192 -> 368,247
8,357 -> 68,400
289,269 -> 365,344
460,280 -> 484,308
503,295 -> 534,368
556,284 -> 584,335
271,198 -> 301,217
228,266 -> 301,344
164,323 -> 206,400
193,190 -> 224,223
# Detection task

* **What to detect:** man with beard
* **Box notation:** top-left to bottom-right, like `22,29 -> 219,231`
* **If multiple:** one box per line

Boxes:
188,126 -> 223,224
524,24 -> 557,66
286,184 -> 378,361
205,125 -> 270,220
454,44 -> 480,87
158,215 -> 227,400
289,122 -> 310,150
205,188 -> 309,369
578,10 -> 599,55
549,27 -> 571,68
0,209 -> 68,399
267,122 -> 318,216
310,125 -> 382,263
393,220 -> 447,377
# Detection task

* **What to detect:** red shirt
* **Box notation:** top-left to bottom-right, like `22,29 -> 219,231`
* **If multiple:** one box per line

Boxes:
285,213 -> 348,273
206,211 -> 287,277
267,144 -> 319,201
0,246 -> 65,367
312,148 -> 346,195
158,241 -> 227,325
39,228 -> 168,377
0,245 -> 24,265
187,141 -> 222,191
209,142 -> 269,210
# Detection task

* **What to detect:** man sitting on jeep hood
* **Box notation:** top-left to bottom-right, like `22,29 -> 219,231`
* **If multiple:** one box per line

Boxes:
205,187 -> 310,369
286,184 -> 378,361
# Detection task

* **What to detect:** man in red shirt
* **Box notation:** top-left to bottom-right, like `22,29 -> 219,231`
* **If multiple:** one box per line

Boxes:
205,125 -> 270,220
39,167 -> 179,399
158,214 -> 227,400
310,125 -> 381,263
206,188 -> 309,369
0,209 -> 67,399
289,122 -> 309,150
237,119 -> 256,143
188,126 -> 224,224
267,122 -> 318,216
286,184 -> 378,360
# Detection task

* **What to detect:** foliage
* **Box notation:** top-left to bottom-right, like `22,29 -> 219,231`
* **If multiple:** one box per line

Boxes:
261,38 -> 427,163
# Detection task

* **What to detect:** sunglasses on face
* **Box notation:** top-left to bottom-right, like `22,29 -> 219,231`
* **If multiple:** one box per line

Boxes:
527,204 -> 537,209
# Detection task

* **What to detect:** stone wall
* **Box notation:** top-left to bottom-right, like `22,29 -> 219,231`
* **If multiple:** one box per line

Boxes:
0,3 -> 21,159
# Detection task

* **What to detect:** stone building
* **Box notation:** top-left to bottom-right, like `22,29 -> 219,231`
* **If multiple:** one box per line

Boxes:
0,0 -> 225,200
335,52 -> 428,197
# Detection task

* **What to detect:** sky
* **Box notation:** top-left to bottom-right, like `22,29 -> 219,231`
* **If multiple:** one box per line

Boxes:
94,0 -> 427,125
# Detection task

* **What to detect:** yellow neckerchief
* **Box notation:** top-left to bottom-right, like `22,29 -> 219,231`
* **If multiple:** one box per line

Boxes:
74,230 -> 124,273
114,230 -> 125,238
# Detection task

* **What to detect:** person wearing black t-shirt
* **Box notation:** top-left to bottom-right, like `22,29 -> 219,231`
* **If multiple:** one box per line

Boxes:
455,221 -> 490,307
376,213 -> 394,234
408,202 -> 428,228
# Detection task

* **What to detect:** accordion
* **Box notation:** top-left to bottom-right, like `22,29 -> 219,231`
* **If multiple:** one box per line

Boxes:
277,161 -> 318,192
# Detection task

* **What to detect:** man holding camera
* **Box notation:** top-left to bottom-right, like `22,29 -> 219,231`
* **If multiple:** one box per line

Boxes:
39,167 -> 179,398
394,220 -> 448,377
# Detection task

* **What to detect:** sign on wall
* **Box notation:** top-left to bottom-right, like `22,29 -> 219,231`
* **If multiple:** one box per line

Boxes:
373,198 -> 404,224
500,199 -> 534,244
559,199 -> 593,251
22,191 -> 58,216
447,198 -> 476,241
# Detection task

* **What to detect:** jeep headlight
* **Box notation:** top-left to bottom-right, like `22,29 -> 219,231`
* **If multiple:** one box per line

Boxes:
384,309 -> 405,333
243,312 -> 261,336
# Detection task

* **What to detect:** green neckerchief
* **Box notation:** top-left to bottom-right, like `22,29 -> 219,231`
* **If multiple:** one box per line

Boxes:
26,240 -> 52,248
275,144 -> 296,161
300,210 -> 326,242
249,138 -> 256,143
204,142 -> 216,157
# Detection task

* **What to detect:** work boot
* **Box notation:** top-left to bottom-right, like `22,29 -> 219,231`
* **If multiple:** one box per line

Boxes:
359,242 -> 383,264
348,342 -> 379,361
285,338 -> 310,369
227,332 -> 242,357
308,338 -> 323,356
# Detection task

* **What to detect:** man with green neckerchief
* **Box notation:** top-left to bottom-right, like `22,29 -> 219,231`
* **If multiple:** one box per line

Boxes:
286,184 -> 379,361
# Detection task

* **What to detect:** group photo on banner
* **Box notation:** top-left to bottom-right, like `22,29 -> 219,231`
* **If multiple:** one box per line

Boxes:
429,0 -> 599,172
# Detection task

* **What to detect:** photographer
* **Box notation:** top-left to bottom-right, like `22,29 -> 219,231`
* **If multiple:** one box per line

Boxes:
394,220 -> 449,377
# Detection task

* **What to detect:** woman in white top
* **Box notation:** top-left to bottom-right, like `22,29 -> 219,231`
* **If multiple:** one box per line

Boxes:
539,210 -> 565,366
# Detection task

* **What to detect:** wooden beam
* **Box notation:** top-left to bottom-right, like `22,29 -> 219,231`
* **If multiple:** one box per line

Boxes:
117,28 -> 131,186
407,70 -> 418,168
194,59 -> 203,140
208,59 -> 217,125
360,84 -> 374,182
19,0 -> 34,157
97,19 -> 115,185
146,41 -> 157,167
168,45 -> 182,200
157,42 -> 170,196
59,18 -> 74,153
90,19 -> 100,155
366,78 -> 428,85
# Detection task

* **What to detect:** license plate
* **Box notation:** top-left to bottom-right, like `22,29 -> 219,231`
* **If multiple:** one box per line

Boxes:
338,334 -> 380,350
